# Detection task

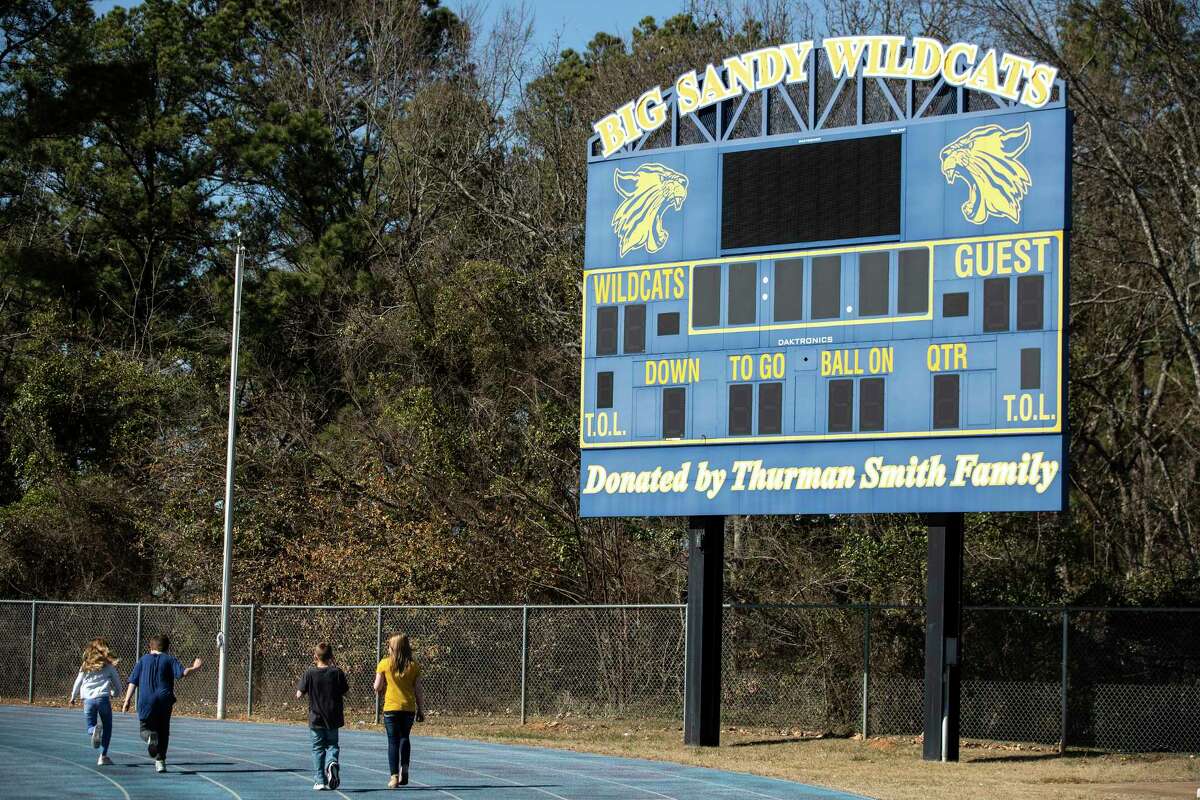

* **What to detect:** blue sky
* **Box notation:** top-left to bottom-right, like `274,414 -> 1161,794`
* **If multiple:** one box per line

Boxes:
89,0 -> 691,56
463,0 -> 691,56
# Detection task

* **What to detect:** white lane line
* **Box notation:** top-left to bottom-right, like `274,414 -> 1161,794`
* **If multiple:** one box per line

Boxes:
173,722 -> 694,800
471,759 -> 681,800
641,770 -> 788,799
333,762 -> 468,800
180,731 -> 470,800
416,740 -> 685,800
427,739 -> 794,800
0,712 -> 346,798
142,742 -> 354,800
190,726 -> 577,800
107,747 -> 244,799
437,739 -> 870,800
0,742 -> 132,800
206,725 -> 796,800
20,714 -> 246,796
13,710 -> 737,800
406,758 -> 576,800
14,719 -> 246,800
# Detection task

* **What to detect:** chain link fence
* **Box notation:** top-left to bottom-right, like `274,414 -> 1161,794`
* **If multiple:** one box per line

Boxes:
526,605 -> 684,719
960,607 -> 1063,744
864,605 -> 925,737
1065,608 -> 1200,751
723,604 -> 864,732
3,600 -> 1195,752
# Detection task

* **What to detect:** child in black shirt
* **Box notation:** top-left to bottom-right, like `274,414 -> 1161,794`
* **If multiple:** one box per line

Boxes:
296,642 -> 350,791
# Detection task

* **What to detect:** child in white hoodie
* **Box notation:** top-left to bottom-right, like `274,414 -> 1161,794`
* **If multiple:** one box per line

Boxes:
68,638 -> 123,765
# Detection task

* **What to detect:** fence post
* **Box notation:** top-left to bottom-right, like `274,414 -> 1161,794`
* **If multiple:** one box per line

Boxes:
133,604 -> 142,707
1059,608 -> 1069,754
27,601 -> 37,704
374,606 -> 383,725
681,601 -> 688,727
861,604 -> 871,739
520,606 -> 529,725
246,604 -> 256,718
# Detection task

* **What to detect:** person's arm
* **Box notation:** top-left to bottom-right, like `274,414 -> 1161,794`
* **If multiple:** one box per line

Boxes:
296,670 -> 308,701
69,671 -> 84,704
181,657 -> 203,677
373,671 -> 386,696
107,664 -> 124,698
121,659 -> 140,713
414,676 -> 425,723
121,682 -> 136,712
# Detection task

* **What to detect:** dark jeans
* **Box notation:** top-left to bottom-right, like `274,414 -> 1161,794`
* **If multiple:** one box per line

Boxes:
383,711 -> 415,775
139,711 -> 171,760
83,697 -> 113,754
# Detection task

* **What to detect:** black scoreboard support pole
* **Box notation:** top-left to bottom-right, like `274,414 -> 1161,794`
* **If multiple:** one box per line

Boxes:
684,515 -> 724,747
923,512 -> 964,762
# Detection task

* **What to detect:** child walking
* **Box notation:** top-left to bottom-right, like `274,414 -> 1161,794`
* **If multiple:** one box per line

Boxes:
120,634 -> 203,773
374,634 -> 426,789
296,642 -> 350,791
68,638 -> 123,765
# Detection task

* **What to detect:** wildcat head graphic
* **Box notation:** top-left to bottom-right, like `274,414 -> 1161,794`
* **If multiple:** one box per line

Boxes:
940,122 -> 1032,225
611,163 -> 688,257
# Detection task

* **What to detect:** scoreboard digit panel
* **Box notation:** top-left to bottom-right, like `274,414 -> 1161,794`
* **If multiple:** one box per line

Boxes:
582,229 -> 1062,446
581,86 -> 1069,517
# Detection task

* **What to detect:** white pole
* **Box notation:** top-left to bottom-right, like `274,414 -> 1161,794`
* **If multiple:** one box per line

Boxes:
216,238 -> 244,721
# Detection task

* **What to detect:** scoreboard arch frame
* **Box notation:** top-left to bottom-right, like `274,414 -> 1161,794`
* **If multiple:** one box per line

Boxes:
586,45 -> 1068,163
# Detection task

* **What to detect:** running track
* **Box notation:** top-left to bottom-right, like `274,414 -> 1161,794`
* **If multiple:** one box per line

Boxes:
0,705 -> 870,799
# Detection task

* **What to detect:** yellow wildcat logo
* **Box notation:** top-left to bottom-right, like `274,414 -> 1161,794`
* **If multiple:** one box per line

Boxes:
611,163 -> 688,257
940,122 -> 1032,225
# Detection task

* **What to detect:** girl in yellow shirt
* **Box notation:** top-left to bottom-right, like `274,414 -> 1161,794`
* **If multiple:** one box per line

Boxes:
373,634 -> 425,788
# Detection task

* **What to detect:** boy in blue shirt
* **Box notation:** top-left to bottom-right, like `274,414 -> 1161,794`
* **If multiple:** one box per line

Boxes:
120,634 -> 203,773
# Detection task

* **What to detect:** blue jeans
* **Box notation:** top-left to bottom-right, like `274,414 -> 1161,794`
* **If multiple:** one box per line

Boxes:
383,711 -> 415,775
310,727 -> 340,785
84,697 -> 113,754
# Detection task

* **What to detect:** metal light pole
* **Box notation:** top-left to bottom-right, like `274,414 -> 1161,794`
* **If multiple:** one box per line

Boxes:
216,238 -> 245,721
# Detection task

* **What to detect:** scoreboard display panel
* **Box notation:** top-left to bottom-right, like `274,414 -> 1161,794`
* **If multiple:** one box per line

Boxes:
580,40 -> 1070,518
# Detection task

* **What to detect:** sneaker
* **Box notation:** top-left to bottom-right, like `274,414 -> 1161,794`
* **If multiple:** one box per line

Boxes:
155,759 -> 166,773
91,719 -> 103,749
146,730 -> 159,758
325,761 -> 340,791
399,768 -> 409,786
388,775 -> 399,789
312,783 -> 328,791
97,755 -> 112,766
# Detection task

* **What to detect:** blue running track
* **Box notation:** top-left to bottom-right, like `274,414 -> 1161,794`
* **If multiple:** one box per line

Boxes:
0,705 -> 871,799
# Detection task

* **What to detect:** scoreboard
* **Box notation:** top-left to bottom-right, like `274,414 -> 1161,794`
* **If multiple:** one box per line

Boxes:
579,38 -> 1070,518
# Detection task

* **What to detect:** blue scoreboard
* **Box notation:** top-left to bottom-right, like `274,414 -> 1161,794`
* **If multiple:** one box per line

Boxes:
579,38 -> 1070,518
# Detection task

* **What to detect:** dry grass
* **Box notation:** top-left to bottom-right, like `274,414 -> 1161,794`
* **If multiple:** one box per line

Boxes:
418,717 -> 1200,800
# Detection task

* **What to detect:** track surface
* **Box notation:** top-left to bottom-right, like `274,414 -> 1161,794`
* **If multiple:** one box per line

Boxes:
0,705 -> 869,799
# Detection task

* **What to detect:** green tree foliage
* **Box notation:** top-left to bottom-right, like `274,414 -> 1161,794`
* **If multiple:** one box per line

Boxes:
0,0 -> 1196,607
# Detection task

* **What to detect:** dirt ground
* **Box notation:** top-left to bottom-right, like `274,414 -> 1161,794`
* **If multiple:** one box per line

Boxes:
421,718 -> 1200,800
